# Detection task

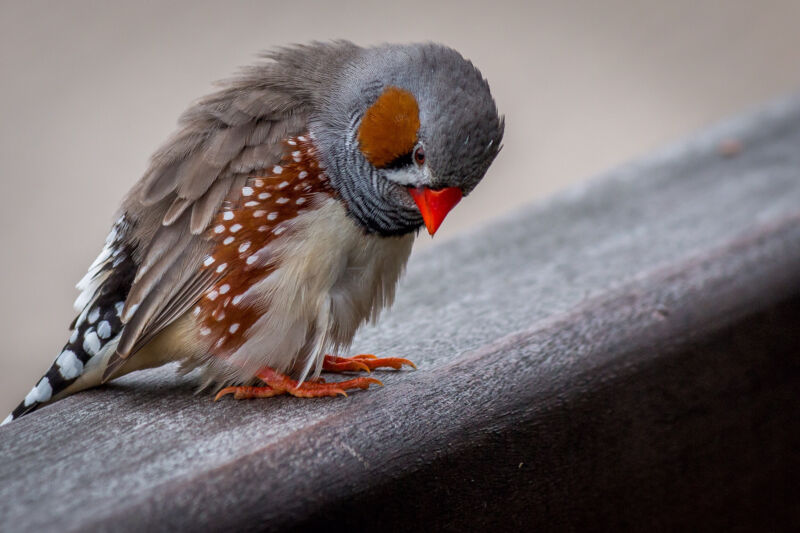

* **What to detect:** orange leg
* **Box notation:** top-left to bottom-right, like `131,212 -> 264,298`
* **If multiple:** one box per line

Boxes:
215,367 -> 383,401
322,354 -> 417,373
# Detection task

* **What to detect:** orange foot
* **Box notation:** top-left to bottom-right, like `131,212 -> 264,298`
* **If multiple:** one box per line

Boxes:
322,354 -> 417,373
215,367 -> 383,401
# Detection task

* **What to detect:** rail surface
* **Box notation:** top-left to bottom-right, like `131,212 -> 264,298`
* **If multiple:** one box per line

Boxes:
2,96 -> 800,531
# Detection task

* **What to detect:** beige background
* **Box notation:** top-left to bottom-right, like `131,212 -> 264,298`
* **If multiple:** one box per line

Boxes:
1,0 -> 799,416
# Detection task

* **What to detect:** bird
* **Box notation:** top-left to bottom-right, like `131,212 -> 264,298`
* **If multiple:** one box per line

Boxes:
3,41 -> 504,424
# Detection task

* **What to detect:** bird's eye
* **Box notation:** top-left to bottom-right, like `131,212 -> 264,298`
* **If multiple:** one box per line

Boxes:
413,145 -> 425,166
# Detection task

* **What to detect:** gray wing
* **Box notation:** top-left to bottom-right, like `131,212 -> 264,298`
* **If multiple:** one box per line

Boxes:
104,59 -> 315,380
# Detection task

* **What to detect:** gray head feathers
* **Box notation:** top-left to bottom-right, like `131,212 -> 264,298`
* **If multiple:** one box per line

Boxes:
311,42 -> 504,235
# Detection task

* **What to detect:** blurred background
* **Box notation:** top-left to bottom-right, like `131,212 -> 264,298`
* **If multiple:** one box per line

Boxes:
1,0 -> 799,416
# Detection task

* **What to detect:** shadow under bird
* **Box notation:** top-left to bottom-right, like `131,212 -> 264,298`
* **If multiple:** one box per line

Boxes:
4,41 -> 504,424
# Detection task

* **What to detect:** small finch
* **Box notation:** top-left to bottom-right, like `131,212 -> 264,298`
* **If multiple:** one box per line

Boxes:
5,41 -> 503,424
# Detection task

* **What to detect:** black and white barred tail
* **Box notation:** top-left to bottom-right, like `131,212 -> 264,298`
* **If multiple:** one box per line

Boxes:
2,218 -> 137,425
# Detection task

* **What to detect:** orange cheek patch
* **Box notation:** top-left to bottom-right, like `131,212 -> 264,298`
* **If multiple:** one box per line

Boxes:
357,86 -> 420,168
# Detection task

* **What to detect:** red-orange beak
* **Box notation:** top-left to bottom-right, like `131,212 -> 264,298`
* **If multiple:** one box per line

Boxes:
408,186 -> 463,236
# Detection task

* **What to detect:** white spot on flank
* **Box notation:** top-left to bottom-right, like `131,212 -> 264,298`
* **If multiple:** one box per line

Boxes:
115,301 -> 125,317
245,201 -> 260,207
230,224 -> 242,233
258,192 -> 271,200
219,284 -> 230,294
215,311 -> 226,321
238,242 -> 250,253
229,323 -> 240,334
193,306 -> 201,316
203,256 -> 215,267
287,139 -> 297,146
278,181 -> 289,189
253,210 -> 266,218
56,350 -> 83,379
232,294 -> 244,305
87,307 -> 100,324
83,330 -> 101,356
207,290 -> 219,301
246,255 -> 258,265
214,225 -> 225,234
258,226 -> 268,232
223,236 -> 234,245
296,198 -> 306,205
298,136 -> 307,142
223,211 -> 234,221
276,197 -> 289,204
254,179 -> 265,187
272,165 -> 283,174
216,337 -> 226,348
97,320 -> 112,339
242,186 -> 254,196
298,171 -> 308,179
273,227 -> 286,235
24,377 -> 52,406
200,327 -> 211,336
291,151 -> 301,158
267,212 -> 278,221
216,263 -> 227,273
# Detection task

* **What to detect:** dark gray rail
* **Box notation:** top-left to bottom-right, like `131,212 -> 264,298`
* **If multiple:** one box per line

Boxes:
2,96 -> 800,532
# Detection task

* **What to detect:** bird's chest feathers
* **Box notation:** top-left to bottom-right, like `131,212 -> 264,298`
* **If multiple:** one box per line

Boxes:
263,199 -> 414,337
197,198 -> 413,379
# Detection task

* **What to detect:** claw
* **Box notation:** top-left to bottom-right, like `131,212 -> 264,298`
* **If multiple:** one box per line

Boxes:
322,356 -> 372,373
214,352 -> 400,403
323,354 -> 416,373
214,368 -> 383,401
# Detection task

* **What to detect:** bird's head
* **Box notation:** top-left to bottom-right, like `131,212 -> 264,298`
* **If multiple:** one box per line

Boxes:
312,43 -> 504,237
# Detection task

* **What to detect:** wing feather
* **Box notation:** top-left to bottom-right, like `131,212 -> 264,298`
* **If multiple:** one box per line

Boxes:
163,197 -> 192,226
189,176 -> 235,235
129,268 -> 218,355
173,150 -> 227,201
116,255 -> 187,357
110,62 -> 315,372
201,123 -> 252,168
246,120 -> 273,146
77,43 -> 367,380
140,160 -> 182,206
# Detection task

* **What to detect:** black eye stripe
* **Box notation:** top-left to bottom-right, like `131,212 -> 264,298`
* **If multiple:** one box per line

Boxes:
383,151 -> 413,170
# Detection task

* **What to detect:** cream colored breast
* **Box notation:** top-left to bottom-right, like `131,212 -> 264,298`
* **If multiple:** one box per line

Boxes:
204,197 -> 414,384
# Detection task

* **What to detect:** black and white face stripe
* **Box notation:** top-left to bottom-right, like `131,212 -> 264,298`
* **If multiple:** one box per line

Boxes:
326,128 -> 423,236
3,219 -> 137,424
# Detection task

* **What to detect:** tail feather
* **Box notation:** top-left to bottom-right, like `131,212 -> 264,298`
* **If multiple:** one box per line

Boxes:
3,218 -> 137,425
5,302 -> 126,424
